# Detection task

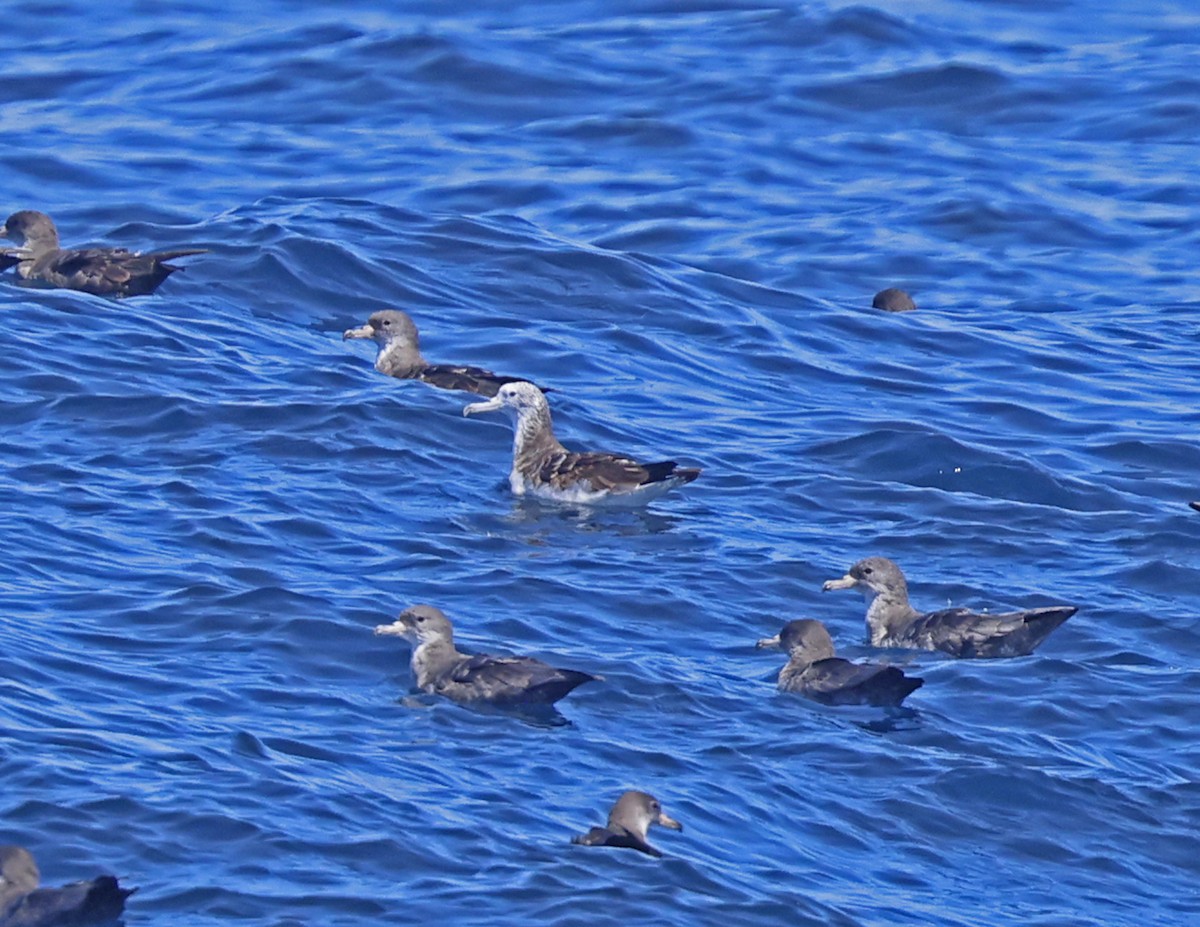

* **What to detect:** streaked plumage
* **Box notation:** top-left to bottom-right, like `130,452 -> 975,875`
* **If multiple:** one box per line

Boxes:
0,845 -> 134,927
822,556 -> 1077,658
373,605 -> 598,705
1,210 -> 206,297
571,791 -> 683,858
463,381 -> 700,505
756,619 -> 922,706
342,309 -> 536,396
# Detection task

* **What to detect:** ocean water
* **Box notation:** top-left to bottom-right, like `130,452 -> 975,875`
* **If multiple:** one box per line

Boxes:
1,1 -> 1197,925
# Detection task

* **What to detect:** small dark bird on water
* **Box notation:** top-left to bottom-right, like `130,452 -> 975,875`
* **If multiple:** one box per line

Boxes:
342,308 -> 541,396
872,288 -> 916,312
0,845 -> 135,927
822,556 -> 1077,658
571,791 -> 683,858
1,209 -> 206,297
756,618 -> 923,706
374,604 -> 600,706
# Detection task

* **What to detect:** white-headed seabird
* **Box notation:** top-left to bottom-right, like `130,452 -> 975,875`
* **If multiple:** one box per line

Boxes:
756,618 -> 923,706
1,210 -> 206,297
571,791 -> 683,858
463,381 -> 701,505
342,308 -> 540,397
373,605 -> 599,706
822,556 -> 1077,658
0,845 -> 135,927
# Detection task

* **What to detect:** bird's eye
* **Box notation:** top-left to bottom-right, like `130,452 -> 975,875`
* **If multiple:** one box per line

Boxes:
381,319 -> 391,327
862,566 -> 873,575
415,615 -> 425,623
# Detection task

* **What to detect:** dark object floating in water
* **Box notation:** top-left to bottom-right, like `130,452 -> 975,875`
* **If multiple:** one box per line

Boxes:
1189,501 -> 1200,512
756,618 -> 923,706
872,287 -> 916,312
374,604 -> 600,705
822,556 -> 1077,658
342,308 -> 544,396
571,791 -> 683,858
0,844 -> 135,927
1,210 -> 206,297
463,381 -> 701,505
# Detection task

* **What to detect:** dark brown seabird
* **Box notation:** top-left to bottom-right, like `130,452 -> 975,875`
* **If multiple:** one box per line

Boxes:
1,210 -> 206,297
872,288 -> 916,312
373,605 -> 599,705
822,556 -> 1077,658
0,845 -> 134,927
463,381 -> 701,505
572,791 -> 683,858
342,308 -> 540,397
756,618 -> 923,706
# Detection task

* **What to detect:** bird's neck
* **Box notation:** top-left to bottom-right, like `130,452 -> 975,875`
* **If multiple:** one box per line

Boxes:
512,405 -> 566,469
376,340 -> 426,378
411,638 -> 463,688
864,588 -> 921,645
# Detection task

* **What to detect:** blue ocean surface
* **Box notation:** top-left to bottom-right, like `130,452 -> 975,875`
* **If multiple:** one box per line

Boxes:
1,1 -> 1197,924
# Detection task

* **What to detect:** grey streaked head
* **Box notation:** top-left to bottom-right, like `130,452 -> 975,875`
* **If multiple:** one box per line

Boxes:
342,309 -> 420,347
374,604 -> 454,645
608,791 -> 683,839
757,619 -> 837,661
462,380 -> 547,419
0,845 -> 40,897
822,556 -> 908,599
1,210 -> 59,250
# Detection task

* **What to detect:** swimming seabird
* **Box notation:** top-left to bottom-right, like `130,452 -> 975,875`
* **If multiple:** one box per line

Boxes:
1,210 -> 206,297
342,309 -> 539,397
463,381 -> 701,505
872,288 -> 916,312
571,791 -> 683,858
373,605 -> 599,705
821,556 -> 1077,657
756,619 -> 923,706
0,845 -> 134,927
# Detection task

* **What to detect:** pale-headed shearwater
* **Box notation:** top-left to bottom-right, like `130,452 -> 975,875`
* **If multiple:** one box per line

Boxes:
1,210 -> 206,297
756,618 -> 923,706
463,381 -> 701,505
822,556 -> 1077,658
0,845 -> 134,927
342,309 -> 539,397
571,791 -> 683,858
872,288 -> 916,312
373,605 -> 599,705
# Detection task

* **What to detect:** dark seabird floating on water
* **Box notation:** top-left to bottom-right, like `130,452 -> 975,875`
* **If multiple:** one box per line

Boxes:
0,210 -> 206,297
342,308 -> 540,396
756,618 -> 923,706
373,605 -> 599,706
572,791 -> 683,858
463,381 -> 701,505
872,288 -> 916,312
0,845 -> 134,927
822,556 -> 1077,658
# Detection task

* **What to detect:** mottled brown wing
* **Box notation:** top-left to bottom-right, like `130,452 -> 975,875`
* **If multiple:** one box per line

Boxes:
539,451 -> 678,493
418,364 -> 525,396
49,248 -> 141,294
441,654 -> 592,703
